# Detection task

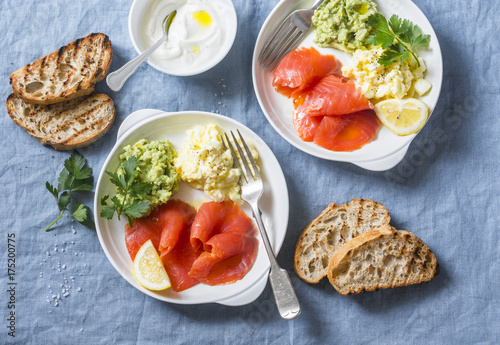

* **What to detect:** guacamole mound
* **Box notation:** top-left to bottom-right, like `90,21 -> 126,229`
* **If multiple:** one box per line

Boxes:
117,139 -> 178,214
312,0 -> 379,53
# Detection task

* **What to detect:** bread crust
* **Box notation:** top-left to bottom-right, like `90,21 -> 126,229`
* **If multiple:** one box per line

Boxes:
293,199 -> 391,283
327,226 -> 438,295
10,33 -> 112,105
6,93 -> 115,150
293,203 -> 338,283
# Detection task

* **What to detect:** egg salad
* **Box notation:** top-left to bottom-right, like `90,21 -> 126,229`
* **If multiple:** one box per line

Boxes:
174,124 -> 258,204
342,47 -> 432,101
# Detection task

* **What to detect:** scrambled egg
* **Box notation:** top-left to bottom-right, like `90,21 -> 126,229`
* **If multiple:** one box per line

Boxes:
342,47 -> 432,101
174,124 -> 258,204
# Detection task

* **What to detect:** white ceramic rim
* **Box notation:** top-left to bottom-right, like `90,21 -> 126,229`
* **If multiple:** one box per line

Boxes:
93,110 -> 289,304
128,0 -> 238,76
252,0 -> 443,168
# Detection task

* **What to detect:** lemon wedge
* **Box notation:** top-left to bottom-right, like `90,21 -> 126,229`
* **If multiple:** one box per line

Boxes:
133,240 -> 171,291
374,98 -> 429,136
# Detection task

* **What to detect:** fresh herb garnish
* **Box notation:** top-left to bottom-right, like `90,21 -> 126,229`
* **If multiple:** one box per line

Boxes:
45,153 -> 95,231
366,13 -> 430,67
100,156 -> 152,226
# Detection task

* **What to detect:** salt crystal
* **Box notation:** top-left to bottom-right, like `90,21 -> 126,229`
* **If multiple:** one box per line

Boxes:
75,253 -> 78,256
51,267 -> 55,270
46,299 -> 50,303
54,302 -> 59,307
62,289 -> 66,293
222,84 -> 226,88
70,277 -> 74,280
71,241 -> 74,244
77,288 -> 82,292
62,265 -> 66,269
61,249 -> 65,253
84,264 -> 87,267
57,269 -> 61,272
57,294 -> 60,299
63,292 -> 69,297
78,273 -> 82,276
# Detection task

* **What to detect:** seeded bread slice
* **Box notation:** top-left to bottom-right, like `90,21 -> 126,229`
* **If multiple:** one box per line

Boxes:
6,93 -> 115,150
10,33 -> 112,105
294,199 -> 390,283
328,225 -> 438,295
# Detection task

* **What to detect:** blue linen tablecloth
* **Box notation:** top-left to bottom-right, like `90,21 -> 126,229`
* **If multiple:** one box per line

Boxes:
1,0 -> 499,343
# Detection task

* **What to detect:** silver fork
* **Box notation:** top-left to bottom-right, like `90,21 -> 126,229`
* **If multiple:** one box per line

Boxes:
258,0 -> 325,70
221,130 -> 300,320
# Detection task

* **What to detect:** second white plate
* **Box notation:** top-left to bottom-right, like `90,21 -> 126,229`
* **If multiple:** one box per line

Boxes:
94,110 -> 289,305
252,0 -> 443,171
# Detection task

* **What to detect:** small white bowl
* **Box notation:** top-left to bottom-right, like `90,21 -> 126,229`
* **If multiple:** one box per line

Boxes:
128,0 -> 237,76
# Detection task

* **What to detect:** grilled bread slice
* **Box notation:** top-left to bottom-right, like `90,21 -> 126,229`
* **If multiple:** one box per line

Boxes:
7,93 -> 115,150
294,199 -> 390,283
10,33 -> 112,105
327,225 -> 438,295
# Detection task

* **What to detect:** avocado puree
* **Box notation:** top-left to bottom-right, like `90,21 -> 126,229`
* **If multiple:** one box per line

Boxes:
117,139 -> 178,214
312,0 -> 379,53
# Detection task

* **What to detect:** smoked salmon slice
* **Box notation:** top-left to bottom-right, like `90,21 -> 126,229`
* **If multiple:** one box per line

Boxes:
273,47 -> 342,99
158,200 -> 196,256
296,75 -> 373,117
125,212 -> 161,261
161,224 -> 202,292
313,110 -> 381,152
189,232 -> 258,285
190,201 -> 256,252
189,201 -> 258,285
293,109 -> 323,142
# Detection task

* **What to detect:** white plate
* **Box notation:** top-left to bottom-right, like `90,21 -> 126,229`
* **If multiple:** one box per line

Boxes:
252,0 -> 443,171
94,110 -> 289,305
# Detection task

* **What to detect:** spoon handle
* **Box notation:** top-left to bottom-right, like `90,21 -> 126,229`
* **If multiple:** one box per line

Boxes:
106,35 -> 168,92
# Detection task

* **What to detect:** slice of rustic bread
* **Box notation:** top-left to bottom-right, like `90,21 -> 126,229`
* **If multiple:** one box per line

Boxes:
10,33 -> 112,105
7,93 -> 115,150
327,225 -> 438,295
294,199 -> 390,283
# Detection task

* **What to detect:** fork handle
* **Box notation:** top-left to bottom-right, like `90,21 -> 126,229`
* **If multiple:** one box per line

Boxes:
250,204 -> 301,320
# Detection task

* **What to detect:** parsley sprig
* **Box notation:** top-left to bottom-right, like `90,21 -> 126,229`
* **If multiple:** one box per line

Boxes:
366,13 -> 430,67
45,153 -> 95,231
100,157 -> 152,226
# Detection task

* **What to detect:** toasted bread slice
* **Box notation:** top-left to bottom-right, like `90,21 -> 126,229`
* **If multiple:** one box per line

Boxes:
328,225 -> 438,295
10,33 -> 112,105
7,93 -> 115,150
294,199 -> 390,283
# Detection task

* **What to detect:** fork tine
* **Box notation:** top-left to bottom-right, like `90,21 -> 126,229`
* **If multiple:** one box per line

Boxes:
236,129 -> 261,180
265,29 -> 304,70
230,131 -> 255,182
259,20 -> 294,65
222,133 -> 248,183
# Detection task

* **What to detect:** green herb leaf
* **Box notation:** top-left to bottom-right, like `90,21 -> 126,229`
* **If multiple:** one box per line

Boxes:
99,157 -> 151,226
367,13 -> 430,67
72,203 -> 88,222
45,153 -> 94,231
58,191 -> 71,211
46,182 -> 59,200
129,182 -> 153,198
57,168 -> 73,191
123,199 -> 150,219
100,205 -> 117,220
122,156 -> 139,186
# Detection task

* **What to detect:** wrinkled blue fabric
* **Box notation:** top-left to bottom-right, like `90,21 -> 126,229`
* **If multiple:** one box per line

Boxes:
0,0 -> 498,344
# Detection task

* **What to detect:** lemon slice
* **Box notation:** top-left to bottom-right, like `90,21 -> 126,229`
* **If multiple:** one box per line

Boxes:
133,240 -> 171,291
375,98 -> 429,136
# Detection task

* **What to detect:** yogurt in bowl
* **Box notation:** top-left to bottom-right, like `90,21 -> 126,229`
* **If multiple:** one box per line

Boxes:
129,0 -> 237,76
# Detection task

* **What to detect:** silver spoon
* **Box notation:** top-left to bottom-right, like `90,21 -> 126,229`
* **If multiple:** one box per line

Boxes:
106,10 -> 177,92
